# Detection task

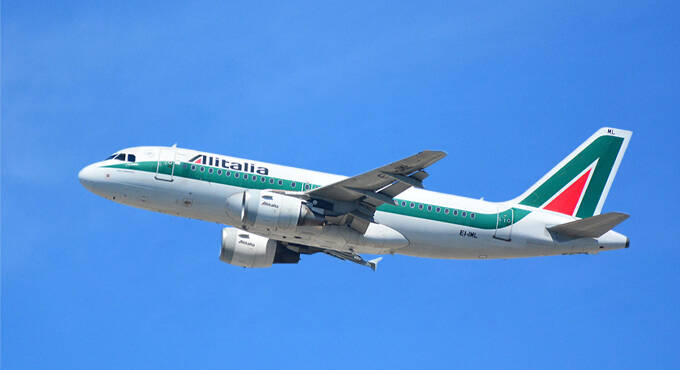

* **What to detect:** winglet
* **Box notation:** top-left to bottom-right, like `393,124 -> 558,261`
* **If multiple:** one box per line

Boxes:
368,257 -> 383,272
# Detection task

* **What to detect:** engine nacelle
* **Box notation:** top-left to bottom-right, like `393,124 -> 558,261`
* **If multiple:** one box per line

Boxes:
225,190 -> 323,232
220,228 -> 300,268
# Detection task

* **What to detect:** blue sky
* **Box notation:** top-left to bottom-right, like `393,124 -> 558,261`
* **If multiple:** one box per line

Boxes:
2,1 -> 679,369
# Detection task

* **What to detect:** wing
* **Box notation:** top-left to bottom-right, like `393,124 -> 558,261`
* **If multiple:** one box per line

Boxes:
300,150 -> 446,233
284,242 -> 383,271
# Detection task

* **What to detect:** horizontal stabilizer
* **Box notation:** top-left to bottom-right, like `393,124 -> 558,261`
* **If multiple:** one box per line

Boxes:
547,212 -> 629,238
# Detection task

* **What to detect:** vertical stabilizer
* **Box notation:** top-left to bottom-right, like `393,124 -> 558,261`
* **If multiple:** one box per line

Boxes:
512,128 -> 632,218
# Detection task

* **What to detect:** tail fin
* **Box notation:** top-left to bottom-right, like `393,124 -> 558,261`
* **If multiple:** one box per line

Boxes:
513,127 -> 632,218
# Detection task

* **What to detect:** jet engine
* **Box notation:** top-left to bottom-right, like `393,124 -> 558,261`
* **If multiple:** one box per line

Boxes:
220,228 -> 300,268
225,190 -> 323,232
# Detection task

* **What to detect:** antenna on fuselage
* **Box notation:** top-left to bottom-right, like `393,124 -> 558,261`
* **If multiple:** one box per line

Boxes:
171,143 -> 178,148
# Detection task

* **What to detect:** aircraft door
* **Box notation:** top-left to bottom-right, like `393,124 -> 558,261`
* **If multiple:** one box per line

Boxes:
155,148 -> 176,182
493,208 -> 513,241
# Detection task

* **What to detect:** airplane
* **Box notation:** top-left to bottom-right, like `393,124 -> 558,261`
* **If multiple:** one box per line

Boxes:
78,127 -> 632,271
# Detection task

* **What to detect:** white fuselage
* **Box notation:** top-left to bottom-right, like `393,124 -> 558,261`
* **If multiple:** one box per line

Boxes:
78,146 -> 628,259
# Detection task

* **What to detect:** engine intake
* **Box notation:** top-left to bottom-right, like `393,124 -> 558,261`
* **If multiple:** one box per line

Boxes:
225,190 -> 323,231
220,228 -> 300,268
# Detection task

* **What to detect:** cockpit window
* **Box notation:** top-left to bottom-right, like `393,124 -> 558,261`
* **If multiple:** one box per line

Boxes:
107,153 -> 136,162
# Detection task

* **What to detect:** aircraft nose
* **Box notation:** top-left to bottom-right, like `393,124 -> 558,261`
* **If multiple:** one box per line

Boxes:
78,164 -> 98,190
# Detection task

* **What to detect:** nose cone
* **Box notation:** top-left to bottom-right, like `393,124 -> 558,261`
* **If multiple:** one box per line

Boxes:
78,164 -> 98,191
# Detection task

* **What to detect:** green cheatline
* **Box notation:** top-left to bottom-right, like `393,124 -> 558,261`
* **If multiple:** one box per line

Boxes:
519,135 -> 623,218
106,161 -> 530,229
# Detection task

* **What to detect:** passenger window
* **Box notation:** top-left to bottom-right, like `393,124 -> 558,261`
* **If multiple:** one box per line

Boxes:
226,171 -> 231,177
235,173 -> 240,178
291,182 -> 297,188
191,165 -> 196,171
217,169 -> 222,175
453,210 -> 458,216
278,180 -> 283,185
427,205 -> 432,211
436,207 -> 441,213
209,168 -> 213,174
128,154 -> 136,162
244,174 -> 248,180
445,209 -> 450,214
269,178 -> 274,184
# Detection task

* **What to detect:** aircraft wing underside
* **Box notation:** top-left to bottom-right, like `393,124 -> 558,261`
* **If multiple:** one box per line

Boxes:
282,150 -> 446,234
285,242 -> 383,271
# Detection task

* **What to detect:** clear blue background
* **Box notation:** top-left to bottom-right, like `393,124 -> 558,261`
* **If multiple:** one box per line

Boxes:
3,1 -> 679,369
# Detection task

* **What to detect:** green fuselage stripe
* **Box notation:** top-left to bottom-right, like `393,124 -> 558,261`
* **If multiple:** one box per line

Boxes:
106,161 -> 530,229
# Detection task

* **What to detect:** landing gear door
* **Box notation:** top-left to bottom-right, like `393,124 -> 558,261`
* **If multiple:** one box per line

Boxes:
155,148 -> 176,182
494,208 -> 513,241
